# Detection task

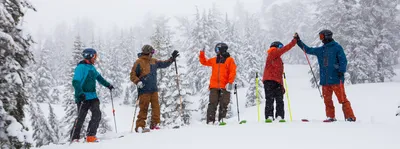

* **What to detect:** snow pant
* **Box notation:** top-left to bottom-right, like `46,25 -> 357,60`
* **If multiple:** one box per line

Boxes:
135,92 -> 160,131
322,83 -> 356,120
206,88 -> 230,123
71,98 -> 101,139
263,80 -> 285,120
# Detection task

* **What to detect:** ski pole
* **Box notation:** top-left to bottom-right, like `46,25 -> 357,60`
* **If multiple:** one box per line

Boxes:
131,91 -> 139,133
234,84 -> 240,122
69,102 -> 84,145
174,60 -> 183,118
283,72 -> 293,122
110,90 -> 118,133
256,72 -> 260,122
301,46 -> 323,99
234,84 -> 247,124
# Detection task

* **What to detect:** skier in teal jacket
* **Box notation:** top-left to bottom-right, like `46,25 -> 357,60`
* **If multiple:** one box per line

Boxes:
71,48 -> 114,142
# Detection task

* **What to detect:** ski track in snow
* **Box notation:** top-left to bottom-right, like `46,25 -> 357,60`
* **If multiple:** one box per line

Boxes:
36,65 -> 400,149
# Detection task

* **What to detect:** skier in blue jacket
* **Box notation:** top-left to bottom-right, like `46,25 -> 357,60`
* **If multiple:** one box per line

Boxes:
71,48 -> 114,142
296,30 -> 356,122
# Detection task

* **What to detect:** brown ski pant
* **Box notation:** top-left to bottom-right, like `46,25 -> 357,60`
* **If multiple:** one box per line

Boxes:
206,89 -> 230,123
136,92 -> 160,129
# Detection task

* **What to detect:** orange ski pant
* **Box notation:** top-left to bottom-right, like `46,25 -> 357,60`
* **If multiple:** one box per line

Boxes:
322,83 -> 356,120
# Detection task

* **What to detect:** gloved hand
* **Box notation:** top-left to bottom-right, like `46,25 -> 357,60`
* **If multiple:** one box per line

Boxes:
107,84 -> 115,90
338,72 -> 344,78
137,81 -> 144,88
225,83 -> 233,92
79,94 -> 86,102
294,32 -> 300,40
170,50 -> 180,61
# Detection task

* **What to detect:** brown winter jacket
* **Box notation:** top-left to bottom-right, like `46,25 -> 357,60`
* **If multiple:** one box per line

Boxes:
130,54 -> 173,95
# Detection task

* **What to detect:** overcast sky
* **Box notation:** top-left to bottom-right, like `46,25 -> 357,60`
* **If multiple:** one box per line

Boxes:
23,0 -> 265,34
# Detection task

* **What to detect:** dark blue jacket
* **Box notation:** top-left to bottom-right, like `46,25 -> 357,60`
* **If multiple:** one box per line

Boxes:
130,55 -> 173,95
297,40 -> 347,85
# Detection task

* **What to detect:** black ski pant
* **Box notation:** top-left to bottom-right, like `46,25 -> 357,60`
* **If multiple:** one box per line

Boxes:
206,89 -> 230,123
71,98 -> 101,139
263,80 -> 284,120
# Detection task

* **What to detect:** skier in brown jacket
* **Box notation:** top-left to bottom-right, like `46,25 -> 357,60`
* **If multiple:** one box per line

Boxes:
130,45 -> 179,133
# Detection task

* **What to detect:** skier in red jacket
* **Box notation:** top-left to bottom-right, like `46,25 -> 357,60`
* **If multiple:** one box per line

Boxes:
262,33 -> 298,123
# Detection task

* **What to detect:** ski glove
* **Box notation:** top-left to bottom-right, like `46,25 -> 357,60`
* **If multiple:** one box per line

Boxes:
137,81 -> 144,88
294,33 -> 300,41
170,50 -> 180,61
338,72 -> 344,78
108,85 -> 115,90
79,94 -> 86,102
226,83 -> 233,92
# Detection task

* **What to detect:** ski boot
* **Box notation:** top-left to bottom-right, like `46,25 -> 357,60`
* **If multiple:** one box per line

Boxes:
86,136 -> 99,143
323,117 -> 337,123
150,123 -> 161,130
136,127 -> 151,133
265,116 -> 273,123
276,116 -> 286,123
345,117 -> 356,122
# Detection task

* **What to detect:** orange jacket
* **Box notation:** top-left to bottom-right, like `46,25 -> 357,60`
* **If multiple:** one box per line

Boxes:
199,51 -> 236,89
262,39 -> 297,86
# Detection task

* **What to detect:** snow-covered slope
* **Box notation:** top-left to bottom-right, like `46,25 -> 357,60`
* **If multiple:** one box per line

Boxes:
37,65 -> 400,149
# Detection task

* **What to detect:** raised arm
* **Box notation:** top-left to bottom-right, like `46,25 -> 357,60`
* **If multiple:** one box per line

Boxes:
199,51 -> 213,66
156,59 -> 173,69
297,40 -> 321,55
269,39 -> 297,60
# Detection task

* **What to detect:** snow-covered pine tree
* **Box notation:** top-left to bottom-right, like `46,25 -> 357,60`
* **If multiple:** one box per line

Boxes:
245,73 -> 265,108
34,43 -> 56,103
0,0 -> 35,148
28,103 -> 54,147
48,103 -> 61,144
123,86 -> 131,105
356,0 -> 400,83
121,29 -> 137,105
264,1 -> 313,64
236,12 -> 266,108
106,33 -> 125,101
177,8 -> 209,121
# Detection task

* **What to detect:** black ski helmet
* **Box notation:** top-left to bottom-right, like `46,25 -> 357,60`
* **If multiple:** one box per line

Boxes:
319,29 -> 333,40
215,42 -> 228,53
270,41 -> 283,48
82,48 -> 97,59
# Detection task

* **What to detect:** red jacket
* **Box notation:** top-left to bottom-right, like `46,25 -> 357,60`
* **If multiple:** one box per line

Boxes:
262,39 -> 297,86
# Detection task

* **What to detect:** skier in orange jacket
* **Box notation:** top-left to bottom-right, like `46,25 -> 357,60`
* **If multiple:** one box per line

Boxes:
199,43 -> 237,124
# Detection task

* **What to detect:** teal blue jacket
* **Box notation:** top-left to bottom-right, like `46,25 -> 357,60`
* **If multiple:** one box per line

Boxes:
297,40 -> 347,85
72,61 -> 110,103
